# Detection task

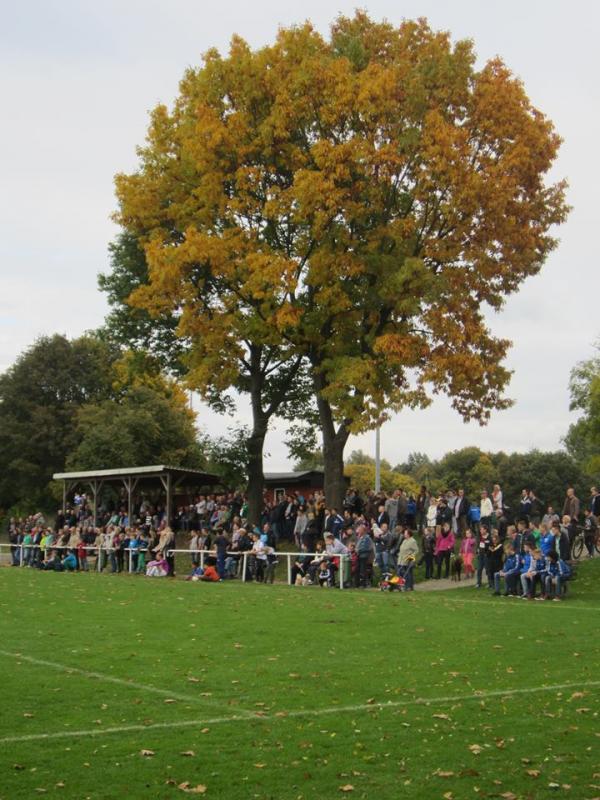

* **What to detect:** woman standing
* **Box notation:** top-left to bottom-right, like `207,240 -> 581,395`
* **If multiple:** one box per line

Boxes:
434,523 -> 455,579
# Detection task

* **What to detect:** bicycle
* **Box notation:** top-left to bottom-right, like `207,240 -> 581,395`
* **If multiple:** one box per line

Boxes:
571,526 -> 600,560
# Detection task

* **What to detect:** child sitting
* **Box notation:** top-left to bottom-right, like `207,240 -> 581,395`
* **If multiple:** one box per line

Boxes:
199,564 -> 220,582
318,560 -> 332,587
545,551 -> 571,601
146,557 -> 169,577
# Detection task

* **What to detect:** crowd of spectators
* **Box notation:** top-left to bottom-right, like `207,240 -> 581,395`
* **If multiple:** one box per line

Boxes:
4,484 -> 600,598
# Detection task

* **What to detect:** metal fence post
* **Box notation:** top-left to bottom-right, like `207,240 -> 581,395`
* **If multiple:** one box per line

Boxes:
286,554 -> 292,585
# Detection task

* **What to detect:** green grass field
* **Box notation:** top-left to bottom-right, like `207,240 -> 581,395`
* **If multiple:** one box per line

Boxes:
1,562 -> 600,800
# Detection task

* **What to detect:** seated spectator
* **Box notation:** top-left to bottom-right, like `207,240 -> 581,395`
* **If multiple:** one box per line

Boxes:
199,564 -> 220,582
63,550 -> 77,571
146,557 -> 169,577
493,546 -> 520,596
318,560 -> 333,587
544,551 -> 571,601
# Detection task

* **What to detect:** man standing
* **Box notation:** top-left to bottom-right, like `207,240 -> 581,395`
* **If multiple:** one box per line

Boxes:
590,486 -> 600,517
384,492 -> 399,533
562,487 -> 580,523
583,509 -> 598,558
416,486 -> 428,533
453,488 -> 469,536
519,489 -> 532,522
355,524 -> 374,588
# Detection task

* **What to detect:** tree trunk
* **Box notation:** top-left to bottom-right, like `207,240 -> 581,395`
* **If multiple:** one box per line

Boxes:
322,426 -> 349,510
313,369 -> 350,510
246,420 -> 267,528
246,346 -> 268,528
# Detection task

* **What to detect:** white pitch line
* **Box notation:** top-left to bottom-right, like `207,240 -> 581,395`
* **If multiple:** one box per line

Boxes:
419,596 -> 600,612
1,679 -> 599,744
0,650 -> 255,718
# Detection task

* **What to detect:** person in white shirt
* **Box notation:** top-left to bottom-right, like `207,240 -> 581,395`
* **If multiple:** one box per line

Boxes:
480,490 -> 493,528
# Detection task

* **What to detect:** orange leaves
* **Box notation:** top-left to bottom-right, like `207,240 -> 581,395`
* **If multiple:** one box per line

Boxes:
112,10 -> 567,430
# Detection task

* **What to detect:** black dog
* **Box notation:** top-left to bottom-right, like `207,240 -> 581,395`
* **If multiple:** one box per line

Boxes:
450,554 -> 463,582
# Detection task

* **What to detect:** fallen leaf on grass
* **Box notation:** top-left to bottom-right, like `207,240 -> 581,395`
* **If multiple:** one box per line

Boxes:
180,751 -> 195,757
164,699 -> 176,704
186,787 -> 207,795
468,744 -> 483,755
55,782 -> 65,788
500,793 -> 517,800
436,771 -> 455,778
23,713 -> 34,718
432,714 -> 451,721
443,793 -> 454,800
254,763 -> 266,768
526,770 -> 541,778
548,783 -> 560,789
339,786 -> 354,793
13,764 -> 25,771
576,707 -> 591,713
569,691 -> 585,700
140,749 -> 155,757
188,677 -> 200,683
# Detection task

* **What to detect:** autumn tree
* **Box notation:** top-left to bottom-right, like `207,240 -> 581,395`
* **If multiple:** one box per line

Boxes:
114,12 -> 568,510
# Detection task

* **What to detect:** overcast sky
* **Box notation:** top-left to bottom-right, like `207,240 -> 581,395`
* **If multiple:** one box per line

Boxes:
1,0 -> 598,469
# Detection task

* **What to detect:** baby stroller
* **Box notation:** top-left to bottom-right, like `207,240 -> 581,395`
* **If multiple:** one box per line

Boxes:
396,556 -> 416,591
379,571 -> 405,592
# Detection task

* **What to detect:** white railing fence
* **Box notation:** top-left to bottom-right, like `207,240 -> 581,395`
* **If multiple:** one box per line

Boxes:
0,543 -> 350,588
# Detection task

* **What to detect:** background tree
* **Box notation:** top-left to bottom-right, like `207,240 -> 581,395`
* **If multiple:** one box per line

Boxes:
346,449 -> 392,471
98,231 -> 188,374
344,463 -> 419,498
492,450 -> 586,512
564,345 -> 600,479
199,425 -> 251,490
0,335 -> 116,510
67,384 -> 203,471
114,12 -> 568,510
67,352 -> 203,471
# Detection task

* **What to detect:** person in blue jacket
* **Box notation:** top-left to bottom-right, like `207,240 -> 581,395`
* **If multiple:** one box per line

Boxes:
544,550 -> 571,601
493,546 -> 520,596
520,546 -> 546,599
539,525 -> 555,557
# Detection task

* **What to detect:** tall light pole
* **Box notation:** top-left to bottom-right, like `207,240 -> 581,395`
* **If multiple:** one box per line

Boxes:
375,424 -> 381,493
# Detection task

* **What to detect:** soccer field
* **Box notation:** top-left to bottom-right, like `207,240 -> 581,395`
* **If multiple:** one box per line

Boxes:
1,564 -> 599,800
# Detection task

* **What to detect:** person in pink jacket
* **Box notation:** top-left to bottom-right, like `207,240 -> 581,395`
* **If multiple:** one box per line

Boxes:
459,528 -> 476,579
434,523 -> 455,579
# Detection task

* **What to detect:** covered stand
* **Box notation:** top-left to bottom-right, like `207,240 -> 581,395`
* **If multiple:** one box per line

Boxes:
53,465 -> 220,526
